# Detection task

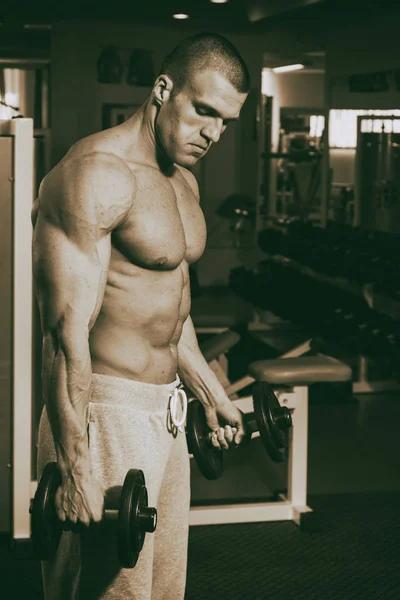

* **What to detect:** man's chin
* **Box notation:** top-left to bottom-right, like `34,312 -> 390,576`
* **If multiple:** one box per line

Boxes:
174,154 -> 200,168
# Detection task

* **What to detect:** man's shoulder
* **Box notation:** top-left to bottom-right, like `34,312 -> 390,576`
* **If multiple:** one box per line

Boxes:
46,146 -> 136,194
61,145 -> 134,179
39,150 -> 135,229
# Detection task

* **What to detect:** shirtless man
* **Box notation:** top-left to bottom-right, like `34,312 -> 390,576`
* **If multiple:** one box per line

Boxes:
32,33 -> 250,599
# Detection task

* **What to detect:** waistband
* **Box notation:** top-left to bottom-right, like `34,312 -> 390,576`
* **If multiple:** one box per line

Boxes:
90,372 -> 182,411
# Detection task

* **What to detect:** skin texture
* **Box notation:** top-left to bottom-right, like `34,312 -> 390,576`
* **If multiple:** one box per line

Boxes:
32,67 -> 248,526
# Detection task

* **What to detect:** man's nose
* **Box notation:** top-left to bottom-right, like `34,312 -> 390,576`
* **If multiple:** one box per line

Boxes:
202,119 -> 223,144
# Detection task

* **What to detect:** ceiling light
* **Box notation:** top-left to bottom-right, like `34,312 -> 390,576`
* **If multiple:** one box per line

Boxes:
272,63 -> 304,74
173,13 -> 190,19
24,24 -> 52,30
210,0 -> 229,3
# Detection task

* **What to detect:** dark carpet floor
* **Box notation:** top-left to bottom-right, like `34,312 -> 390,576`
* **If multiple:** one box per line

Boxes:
1,492 -> 399,600
186,492 -> 400,600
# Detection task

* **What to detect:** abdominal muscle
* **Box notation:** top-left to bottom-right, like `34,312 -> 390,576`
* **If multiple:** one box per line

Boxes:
89,252 -> 190,385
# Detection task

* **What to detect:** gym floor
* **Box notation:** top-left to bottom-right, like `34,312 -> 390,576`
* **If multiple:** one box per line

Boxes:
187,389 -> 400,600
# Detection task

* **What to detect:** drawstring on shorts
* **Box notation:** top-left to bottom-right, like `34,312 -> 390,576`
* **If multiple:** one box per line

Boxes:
168,384 -> 188,433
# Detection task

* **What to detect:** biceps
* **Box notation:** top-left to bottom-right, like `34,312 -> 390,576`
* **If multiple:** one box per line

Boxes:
33,218 -> 111,336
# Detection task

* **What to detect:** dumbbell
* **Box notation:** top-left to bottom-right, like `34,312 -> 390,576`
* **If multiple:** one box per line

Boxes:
186,381 -> 292,480
30,463 -> 157,568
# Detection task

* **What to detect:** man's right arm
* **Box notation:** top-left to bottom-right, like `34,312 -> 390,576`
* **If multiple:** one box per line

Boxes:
32,152 -> 135,525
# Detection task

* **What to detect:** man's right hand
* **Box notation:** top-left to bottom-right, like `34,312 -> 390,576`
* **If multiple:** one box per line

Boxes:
55,470 -> 105,527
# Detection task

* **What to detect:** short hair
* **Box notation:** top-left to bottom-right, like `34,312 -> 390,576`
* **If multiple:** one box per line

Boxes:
159,32 -> 250,96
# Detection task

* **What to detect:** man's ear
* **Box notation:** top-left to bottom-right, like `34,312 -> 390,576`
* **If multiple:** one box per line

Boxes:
153,75 -> 174,106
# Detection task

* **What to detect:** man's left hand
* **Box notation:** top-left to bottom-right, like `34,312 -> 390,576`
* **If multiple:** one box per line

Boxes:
203,401 -> 246,451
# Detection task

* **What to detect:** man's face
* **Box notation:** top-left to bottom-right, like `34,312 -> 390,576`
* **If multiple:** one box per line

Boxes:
155,69 -> 248,168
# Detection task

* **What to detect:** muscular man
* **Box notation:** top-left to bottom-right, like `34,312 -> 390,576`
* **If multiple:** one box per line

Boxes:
32,32 -> 250,599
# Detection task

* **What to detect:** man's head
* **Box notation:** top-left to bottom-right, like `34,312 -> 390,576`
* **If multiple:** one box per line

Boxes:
152,33 -> 250,168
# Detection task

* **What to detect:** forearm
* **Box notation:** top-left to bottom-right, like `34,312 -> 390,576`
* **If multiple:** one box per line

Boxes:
42,331 -> 92,478
177,316 -> 229,408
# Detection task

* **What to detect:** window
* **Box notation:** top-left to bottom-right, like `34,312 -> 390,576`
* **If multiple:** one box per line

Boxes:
0,66 -> 49,128
329,109 -> 400,148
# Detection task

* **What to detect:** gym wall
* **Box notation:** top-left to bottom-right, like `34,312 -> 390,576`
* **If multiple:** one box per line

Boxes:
326,10 -> 400,80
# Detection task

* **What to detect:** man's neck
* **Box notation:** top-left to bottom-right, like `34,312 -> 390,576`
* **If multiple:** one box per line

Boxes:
122,100 -> 175,174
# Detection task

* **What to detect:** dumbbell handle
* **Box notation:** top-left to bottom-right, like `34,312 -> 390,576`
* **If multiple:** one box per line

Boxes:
103,487 -> 156,533
104,486 -> 124,511
244,408 -> 291,438
210,418 -> 260,441
103,507 -> 156,533
210,414 -> 286,442
245,419 -> 260,439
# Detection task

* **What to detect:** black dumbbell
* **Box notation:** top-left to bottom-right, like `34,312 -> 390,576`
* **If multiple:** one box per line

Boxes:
30,463 -> 157,568
186,381 -> 292,480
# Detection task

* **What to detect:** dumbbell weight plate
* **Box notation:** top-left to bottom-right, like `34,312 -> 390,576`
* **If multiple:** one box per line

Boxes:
252,381 -> 292,463
186,400 -> 223,481
31,461 -> 62,560
117,469 -> 157,569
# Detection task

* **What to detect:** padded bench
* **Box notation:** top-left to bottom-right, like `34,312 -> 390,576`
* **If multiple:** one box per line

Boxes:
248,355 -> 351,385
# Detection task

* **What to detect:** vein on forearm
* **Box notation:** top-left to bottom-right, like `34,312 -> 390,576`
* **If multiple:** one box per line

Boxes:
43,332 -> 92,475
177,316 -> 228,407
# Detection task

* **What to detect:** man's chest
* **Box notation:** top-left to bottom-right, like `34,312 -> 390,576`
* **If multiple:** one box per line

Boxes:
112,167 -> 207,268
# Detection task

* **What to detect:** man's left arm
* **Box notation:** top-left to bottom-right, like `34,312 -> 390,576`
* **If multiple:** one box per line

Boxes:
176,168 -> 245,447
177,315 -> 245,449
